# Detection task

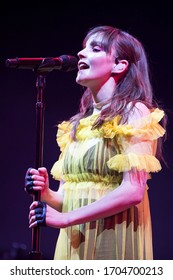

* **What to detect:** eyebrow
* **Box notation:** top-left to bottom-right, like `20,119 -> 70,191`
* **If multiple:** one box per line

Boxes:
83,39 -> 104,49
90,40 -> 104,48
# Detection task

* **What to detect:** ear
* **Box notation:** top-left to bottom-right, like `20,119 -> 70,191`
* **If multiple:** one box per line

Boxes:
112,59 -> 129,74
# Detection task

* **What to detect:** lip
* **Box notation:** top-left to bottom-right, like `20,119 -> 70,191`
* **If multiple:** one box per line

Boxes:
78,61 -> 89,70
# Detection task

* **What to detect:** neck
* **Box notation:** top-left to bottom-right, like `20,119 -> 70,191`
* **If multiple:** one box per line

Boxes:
91,77 -> 116,104
93,98 -> 111,110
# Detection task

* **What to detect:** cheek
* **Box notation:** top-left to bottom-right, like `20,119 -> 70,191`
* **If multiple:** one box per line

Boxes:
91,57 -> 113,73
91,62 -> 112,77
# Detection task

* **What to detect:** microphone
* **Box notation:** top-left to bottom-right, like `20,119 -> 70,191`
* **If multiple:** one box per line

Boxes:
5,55 -> 78,72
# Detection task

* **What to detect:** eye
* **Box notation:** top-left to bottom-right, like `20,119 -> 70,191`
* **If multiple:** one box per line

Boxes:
92,46 -> 102,52
93,48 -> 100,52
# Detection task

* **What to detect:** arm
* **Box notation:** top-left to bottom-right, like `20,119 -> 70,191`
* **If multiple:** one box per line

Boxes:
41,179 -> 64,212
67,169 -> 147,226
72,169 -> 147,223
29,169 -> 147,228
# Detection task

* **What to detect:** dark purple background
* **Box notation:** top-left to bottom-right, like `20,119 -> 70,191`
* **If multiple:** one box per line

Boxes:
0,1 -> 173,259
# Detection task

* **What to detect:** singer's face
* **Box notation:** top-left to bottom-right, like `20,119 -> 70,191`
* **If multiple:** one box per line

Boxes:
76,33 -> 115,92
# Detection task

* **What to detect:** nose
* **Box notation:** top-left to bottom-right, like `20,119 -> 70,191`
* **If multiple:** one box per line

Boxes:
77,48 -> 86,59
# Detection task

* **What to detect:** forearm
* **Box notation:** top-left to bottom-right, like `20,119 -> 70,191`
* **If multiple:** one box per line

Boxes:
66,179 -> 145,227
33,171 -> 147,229
42,188 -> 63,212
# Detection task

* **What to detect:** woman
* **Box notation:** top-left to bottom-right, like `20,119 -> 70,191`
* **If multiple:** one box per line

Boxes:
25,25 -> 167,259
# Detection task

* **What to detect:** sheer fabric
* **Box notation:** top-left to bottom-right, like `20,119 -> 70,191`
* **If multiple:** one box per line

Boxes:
51,108 -> 165,260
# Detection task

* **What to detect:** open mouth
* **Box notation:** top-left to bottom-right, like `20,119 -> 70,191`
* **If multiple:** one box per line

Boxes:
78,62 -> 89,70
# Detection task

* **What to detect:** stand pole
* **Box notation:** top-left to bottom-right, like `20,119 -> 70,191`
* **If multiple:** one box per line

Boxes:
29,73 -> 46,259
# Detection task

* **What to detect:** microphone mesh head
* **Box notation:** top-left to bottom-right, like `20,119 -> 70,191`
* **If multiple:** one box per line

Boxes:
59,55 -> 78,71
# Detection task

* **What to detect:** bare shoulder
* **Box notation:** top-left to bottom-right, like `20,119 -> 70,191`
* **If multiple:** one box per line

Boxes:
135,102 -> 150,116
127,102 -> 150,123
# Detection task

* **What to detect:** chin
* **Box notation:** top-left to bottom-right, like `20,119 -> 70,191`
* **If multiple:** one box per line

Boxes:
76,77 -> 87,86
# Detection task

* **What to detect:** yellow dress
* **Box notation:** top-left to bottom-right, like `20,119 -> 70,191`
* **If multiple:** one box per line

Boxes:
51,108 -> 165,260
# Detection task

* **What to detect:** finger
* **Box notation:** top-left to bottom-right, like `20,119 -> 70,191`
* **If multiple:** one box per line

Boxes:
29,200 -> 44,210
25,168 -> 32,177
34,207 -> 43,214
38,167 -> 49,181
27,186 -> 42,192
30,180 -> 45,187
31,174 -> 45,183
25,173 -> 33,181
29,215 -> 36,224
35,213 -> 43,220
29,220 -> 38,228
29,214 -> 46,227
25,181 -> 34,194
38,167 -> 48,174
25,180 -> 34,187
29,209 -> 35,220
25,169 -> 35,194
29,201 -> 47,227
29,207 -> 42,219
29,201 -> 39,210
27,168 -> 40,176
26,173 -> 45,192
29,213 -> 43,222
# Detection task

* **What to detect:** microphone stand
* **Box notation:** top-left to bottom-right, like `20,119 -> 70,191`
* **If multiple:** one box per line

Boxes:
5,56 -> 78,260
29,71 -> 46,260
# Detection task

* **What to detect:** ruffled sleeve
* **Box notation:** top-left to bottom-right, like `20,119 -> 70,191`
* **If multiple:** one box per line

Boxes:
50,121 -> 72,180
105,107 -> 166,173
56,121 -> 72,152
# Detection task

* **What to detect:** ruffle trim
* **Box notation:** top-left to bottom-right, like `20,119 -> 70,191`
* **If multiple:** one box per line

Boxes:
56,121 -> 73,152
56,109 -> 165,151
50,152 -> 161,182
107,153 -> 162,173
102,108 -> 165,140
50,159 -> 63,180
